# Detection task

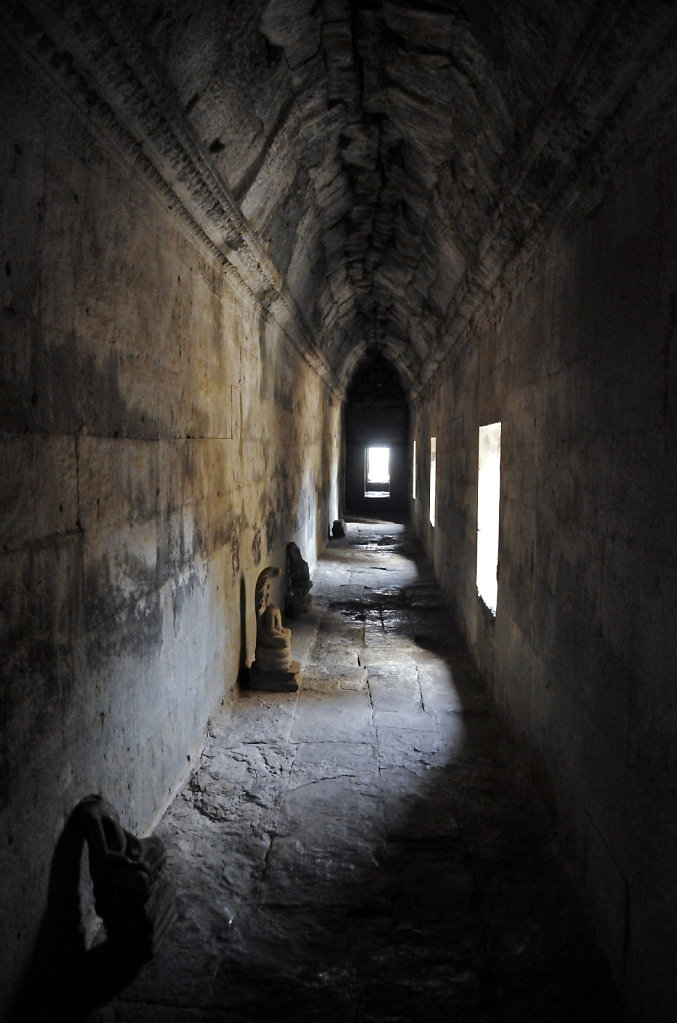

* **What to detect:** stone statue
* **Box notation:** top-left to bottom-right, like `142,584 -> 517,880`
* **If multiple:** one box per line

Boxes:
255,567 -> 292,671
332,518 -> 347,538
77,794 -> 175,960
285,542 -> 312,619
249,566 -> 301,691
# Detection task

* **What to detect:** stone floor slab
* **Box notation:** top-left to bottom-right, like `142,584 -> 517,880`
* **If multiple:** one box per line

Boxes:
84,521 -> 620,1023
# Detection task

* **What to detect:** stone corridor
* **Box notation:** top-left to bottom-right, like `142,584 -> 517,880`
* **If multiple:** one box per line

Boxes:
87,522 -> 619,1022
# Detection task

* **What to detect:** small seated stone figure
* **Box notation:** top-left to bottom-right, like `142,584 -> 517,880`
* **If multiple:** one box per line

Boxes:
77,794 -> 175,960
249,566 -> 301,691
257,602 -> 292,673
285,541 -> 312,619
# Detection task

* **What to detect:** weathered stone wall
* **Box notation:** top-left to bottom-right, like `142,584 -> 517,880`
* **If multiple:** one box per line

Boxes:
412,100 -> 677,1019
0,46 -> 339,1014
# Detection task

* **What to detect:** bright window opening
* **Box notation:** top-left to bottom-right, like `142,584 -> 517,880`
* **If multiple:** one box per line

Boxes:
476,422 -> 501,615
412,440 -> 417,500
429,437 -> 436,526
364,446 -> 390,498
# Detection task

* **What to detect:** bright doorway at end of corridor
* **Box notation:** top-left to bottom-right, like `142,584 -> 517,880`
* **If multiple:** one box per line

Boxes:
364,445 -> 391,499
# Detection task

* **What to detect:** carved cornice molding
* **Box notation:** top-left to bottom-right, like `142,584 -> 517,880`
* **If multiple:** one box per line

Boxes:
1,0 -> 342,396
411,0 -> 677,399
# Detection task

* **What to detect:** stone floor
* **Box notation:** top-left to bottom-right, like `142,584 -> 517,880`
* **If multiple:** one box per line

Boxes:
89,521 -> 620,1022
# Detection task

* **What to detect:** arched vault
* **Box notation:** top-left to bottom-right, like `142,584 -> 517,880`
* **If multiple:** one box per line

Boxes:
32,0 -> 677,396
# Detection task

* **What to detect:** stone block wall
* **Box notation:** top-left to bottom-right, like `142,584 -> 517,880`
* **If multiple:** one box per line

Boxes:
412,104 -> 677,1020
0,45 -> 339,1015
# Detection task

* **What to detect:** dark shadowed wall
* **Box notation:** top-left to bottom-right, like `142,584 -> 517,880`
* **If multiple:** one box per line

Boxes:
411,98 -> 677,1021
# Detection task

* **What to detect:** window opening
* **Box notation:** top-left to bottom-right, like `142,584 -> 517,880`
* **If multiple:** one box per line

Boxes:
429,437 -> 436,526
364,446 -> 390,498
412,440 -> 417,500
476,422 -> 501,615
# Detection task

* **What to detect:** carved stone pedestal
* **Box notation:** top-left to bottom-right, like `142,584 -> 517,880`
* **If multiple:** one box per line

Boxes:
248,659 -> 302,692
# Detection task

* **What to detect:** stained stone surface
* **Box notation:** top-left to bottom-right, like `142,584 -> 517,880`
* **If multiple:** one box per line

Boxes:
2,6 -> 675,1019
87,522 -> 619,1022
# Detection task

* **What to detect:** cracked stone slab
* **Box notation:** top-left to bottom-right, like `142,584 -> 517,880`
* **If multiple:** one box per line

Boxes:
260,833 -> 384,908
211,695 -> 300,744
282,774 -> 382,827
301,662 -> 368,689
289,739 -> 379,786
289,686 -> 375,743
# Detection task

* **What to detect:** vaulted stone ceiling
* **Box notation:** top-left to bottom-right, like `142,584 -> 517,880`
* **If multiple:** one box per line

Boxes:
6,0 -> 676,394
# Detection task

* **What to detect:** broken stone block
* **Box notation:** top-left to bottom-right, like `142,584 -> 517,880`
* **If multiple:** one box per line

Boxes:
332,518 -> 347,538
77,794 -> 176,961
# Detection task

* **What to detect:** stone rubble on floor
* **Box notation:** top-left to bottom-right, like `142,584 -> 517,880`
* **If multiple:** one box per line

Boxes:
89,522 -> 619,1022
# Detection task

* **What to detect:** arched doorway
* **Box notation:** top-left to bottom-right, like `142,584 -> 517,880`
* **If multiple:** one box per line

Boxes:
343,351 -> 409,519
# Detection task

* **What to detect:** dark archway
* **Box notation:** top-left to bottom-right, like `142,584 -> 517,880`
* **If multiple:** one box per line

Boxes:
343,350 -> 409,520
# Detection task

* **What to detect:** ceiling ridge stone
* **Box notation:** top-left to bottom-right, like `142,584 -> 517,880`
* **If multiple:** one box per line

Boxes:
255,3 -> 366,386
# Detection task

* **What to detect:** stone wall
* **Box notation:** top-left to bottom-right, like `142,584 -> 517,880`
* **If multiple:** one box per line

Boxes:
412,97 -> 677,1020
0,45 -> 339,1015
